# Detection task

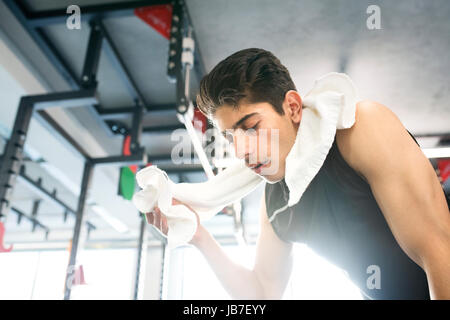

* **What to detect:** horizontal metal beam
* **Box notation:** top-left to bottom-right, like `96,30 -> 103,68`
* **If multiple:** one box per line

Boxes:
24,0 -> 172,27
414,132 -> 450,139
90,148 -> 148,166
158,167 -> 204,174
94,104 -> 177,120
147,153 -> 200,162
24,88 -> 98,110
143,124 -> 185,133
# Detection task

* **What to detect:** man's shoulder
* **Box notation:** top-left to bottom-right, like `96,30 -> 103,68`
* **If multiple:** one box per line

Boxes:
335,100 -> 402,181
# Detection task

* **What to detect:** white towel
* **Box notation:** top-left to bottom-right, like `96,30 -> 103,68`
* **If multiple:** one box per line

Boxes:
132,72 -> 359,249
132,162 -> 263,249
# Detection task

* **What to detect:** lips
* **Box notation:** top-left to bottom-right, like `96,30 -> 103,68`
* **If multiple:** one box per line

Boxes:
248,160 -> 269,172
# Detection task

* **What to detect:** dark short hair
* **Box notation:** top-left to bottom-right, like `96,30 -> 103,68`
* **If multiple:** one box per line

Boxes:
196,48 -> 297,118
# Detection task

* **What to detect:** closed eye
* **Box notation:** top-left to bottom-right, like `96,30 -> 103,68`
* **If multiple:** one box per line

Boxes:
246,122 -> 260,132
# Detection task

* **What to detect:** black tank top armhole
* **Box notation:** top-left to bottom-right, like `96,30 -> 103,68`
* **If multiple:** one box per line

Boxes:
264,183 -> 293,245
331,135 -> 370,186
406,130 -> 420,147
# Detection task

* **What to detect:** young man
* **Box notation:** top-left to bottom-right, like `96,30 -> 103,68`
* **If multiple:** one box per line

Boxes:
147,48 -> 450,299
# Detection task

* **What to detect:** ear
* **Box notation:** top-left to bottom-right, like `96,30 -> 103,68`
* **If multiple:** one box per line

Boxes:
284,90 -> 303,124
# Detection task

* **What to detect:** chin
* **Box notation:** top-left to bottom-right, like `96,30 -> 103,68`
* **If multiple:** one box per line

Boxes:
259,162 -> 285,183
260,171 -> 284,184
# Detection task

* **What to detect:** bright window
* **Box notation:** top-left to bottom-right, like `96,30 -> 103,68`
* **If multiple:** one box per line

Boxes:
181,243 -> 362,300
0,248 -> 136,300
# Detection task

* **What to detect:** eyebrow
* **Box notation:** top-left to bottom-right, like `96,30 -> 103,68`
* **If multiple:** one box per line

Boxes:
220,112 -> 259,137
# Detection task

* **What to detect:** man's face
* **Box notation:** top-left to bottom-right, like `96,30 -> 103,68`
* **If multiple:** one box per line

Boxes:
213,91 -> 302,182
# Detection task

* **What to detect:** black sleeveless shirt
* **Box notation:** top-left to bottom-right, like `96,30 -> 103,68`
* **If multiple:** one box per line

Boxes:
265,131 -> 441,300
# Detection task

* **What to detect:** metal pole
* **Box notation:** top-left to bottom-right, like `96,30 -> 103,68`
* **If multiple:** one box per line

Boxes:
0,97 -> 34,219
160,242 -> 167,300
130,103 -> 144,154
80,20 -> 104,89
64,161 -> 94,300
174,21 -> 214,179
133,215 -> 148,300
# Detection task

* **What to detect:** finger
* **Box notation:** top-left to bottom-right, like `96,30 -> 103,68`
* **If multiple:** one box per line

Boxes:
146,212 -> 154,224
161,216 -> 168,235
154,207 -> 163,219
155,207 -> 166,228
172,198 -> 195,212
153,210 -> 161,230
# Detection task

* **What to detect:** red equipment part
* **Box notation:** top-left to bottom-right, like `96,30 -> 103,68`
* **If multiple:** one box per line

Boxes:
134,5 -> 173,40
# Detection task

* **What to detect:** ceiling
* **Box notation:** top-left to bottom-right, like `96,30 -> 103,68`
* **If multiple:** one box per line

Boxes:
0,0 -> 449,247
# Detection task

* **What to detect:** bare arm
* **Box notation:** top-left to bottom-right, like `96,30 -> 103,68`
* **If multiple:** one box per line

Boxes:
149,193 -> 293,299
192,190 -> 293,299
337,100 -> 450,299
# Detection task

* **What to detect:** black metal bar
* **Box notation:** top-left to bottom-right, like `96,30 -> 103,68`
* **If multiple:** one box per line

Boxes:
414,133 -> 450,139
86,221 -> 97,231
130,103 -> 144,153
159,242 -> 166,300
167,0 -> 184,86
25,88 -> 98,110
143,124 -> 185,134
80,21 -> 104,88
64,161 -> 94,300
0,97 -> 34,218
94,104 -> 178,121
156,166 -> 204,174
86,221 -> 97,240
24,0 -> 172,27
106,119 -> 185,135
147,153 -> 199,162
134,215 -> 148,300
91,150 -> 147,166
10,206 -> 50,234
31,199 -> 41,232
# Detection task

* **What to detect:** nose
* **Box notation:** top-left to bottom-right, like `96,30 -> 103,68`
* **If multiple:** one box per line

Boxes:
233,137 -> 247,160
233,131 -> 257,162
